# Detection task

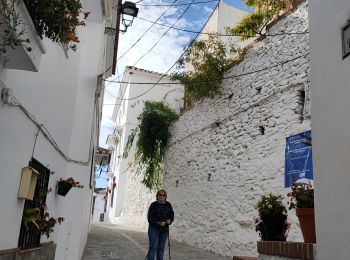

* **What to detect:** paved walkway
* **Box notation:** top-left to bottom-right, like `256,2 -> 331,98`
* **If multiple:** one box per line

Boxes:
82,223 -> 232,260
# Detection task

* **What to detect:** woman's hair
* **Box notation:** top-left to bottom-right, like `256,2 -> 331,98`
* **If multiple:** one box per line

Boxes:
156,189 -> 167,200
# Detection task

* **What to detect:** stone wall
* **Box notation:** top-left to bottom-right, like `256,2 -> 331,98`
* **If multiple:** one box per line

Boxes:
163,2 -> 310,257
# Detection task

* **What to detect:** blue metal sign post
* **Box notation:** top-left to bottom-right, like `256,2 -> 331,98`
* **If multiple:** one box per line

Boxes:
285,131 -> 313,188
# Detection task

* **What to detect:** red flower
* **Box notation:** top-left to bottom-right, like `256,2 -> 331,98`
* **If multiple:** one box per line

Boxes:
83,11 -> 91,19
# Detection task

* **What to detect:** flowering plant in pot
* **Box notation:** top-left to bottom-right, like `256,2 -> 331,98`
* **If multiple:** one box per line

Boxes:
57,177 -> 83,196
23,0 -> 90,51
22,205 -> 64,238
288,181 -> 315,243
254,193 -> 290,241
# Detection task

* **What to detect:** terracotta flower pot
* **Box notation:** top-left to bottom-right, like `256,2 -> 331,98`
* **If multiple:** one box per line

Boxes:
296,208 -> 316,243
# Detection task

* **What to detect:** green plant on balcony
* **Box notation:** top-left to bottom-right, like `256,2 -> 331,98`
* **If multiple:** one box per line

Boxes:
0,0 -> 30,56
24,0 -> 90,51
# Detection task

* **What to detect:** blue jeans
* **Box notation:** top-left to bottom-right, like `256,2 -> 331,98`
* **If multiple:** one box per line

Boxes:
147,225 -> 169,260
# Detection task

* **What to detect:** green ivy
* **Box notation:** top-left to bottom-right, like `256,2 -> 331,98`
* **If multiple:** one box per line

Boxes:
171,36 -> 240,102
123,101 -> 179,190
228,0 -> 287,40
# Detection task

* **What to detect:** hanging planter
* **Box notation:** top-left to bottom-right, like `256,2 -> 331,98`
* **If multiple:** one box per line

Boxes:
57,177 -> 83,196
57,180 -> 73,196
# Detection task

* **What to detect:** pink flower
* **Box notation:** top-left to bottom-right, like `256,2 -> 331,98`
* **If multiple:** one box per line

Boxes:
42,203 -> 48,212
285,219 -> 291,230
253,215 -> 261,224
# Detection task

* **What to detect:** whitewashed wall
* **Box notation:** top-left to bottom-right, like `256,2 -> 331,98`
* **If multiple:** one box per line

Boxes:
0,1 -> 106,259
310,0 -> 350,259
107,68 -> 184,230
93,193 -> 107,223
163,2 -> 310,256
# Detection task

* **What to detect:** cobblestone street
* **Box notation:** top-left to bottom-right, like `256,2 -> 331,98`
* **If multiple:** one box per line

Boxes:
82,224 -> 232,260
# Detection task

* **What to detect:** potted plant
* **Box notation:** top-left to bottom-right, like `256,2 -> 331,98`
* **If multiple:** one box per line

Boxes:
22,206 -> 64,238
57,177 -> 83,196
254,193 -> 290,241
288,181 -> 315,243
22,0 -> 90,51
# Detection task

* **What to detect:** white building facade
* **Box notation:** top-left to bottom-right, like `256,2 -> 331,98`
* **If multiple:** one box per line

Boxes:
0,0 -> 114,259
310,1 -> 350,259
105,66 -> 184,230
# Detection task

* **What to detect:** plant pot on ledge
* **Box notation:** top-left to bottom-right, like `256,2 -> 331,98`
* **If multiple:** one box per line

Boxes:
296,208 -> 316,243
57,180 -> 72,196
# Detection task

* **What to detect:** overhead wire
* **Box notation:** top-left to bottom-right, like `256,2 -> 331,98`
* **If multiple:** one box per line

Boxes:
103,0 -> 211,108
115,0 -> 197,81
116,0 -> 180,63
102,52 -> 309,86
136,16 -> 309,37
0,79 -> 97,166
102,0 -> 221,104
136,0 -> 217,6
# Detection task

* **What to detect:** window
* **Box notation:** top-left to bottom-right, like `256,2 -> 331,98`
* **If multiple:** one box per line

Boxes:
18,158 -> 51,248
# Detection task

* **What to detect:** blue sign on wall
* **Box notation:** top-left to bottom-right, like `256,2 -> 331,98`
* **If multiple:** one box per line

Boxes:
285,131 -> 313,187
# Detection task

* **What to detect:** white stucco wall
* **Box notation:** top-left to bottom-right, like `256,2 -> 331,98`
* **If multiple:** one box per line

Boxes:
93,193 -> 107,223
0,2 -> 107,259
163,2 -> 309,257
309,1 -> 350,259
106,68 -> 184,230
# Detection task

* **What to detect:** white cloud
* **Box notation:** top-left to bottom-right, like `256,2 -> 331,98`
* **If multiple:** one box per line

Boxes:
99,0 -> 211,146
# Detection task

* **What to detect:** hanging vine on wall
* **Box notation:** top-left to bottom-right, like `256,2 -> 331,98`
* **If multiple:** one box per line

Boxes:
123,101 -> 179,190
171,35 -> 242,102
227,0 -> 287,40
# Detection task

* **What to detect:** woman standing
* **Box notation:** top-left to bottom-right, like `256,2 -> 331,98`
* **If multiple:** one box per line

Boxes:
146,189 -> 174,260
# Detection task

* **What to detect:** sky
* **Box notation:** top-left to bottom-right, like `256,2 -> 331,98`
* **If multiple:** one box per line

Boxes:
96,0 -> 251,188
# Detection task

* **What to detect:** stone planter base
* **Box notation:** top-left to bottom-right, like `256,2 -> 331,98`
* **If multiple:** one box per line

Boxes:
257,241 -> 316,260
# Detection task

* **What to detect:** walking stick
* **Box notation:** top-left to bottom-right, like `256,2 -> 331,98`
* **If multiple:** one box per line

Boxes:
167,228 -> 171,260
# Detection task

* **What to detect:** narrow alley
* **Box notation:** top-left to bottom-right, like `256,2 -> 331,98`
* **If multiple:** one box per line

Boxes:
82,224 -> 232,260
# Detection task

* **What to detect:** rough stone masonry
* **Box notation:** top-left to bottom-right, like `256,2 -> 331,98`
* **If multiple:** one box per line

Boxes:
163,1 -> 310,256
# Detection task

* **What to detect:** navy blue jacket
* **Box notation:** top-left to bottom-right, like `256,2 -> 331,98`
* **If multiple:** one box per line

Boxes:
147,201 -> 174,229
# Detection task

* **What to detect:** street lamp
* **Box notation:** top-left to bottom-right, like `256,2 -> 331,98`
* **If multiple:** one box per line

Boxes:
110,0 -> 139,75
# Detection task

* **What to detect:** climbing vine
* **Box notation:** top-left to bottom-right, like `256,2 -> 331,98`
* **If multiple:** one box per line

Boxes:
228,0 -> 287,40
123,101 -> 179,190
171,35 -> 241,102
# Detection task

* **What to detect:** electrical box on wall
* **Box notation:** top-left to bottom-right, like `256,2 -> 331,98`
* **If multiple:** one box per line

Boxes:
18,166 -> 39,200
342,20 -> 350,59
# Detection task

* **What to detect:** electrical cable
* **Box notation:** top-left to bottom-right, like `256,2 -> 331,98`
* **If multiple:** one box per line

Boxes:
117,0 -> 180,62
0,79 -> 97,166
136,0 -> 217,7
136,16 -> 309,37
102,52 -> 309,86
108,0 -> 220,104
115,0 -> 196,80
